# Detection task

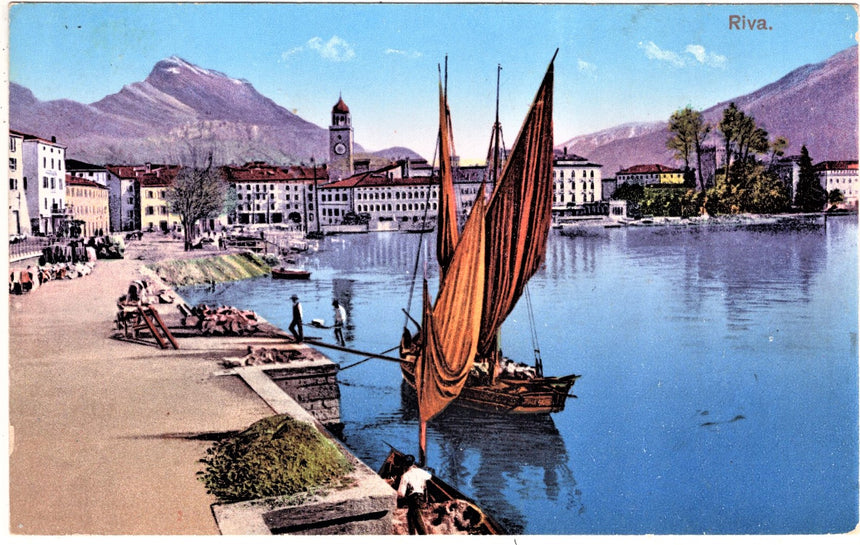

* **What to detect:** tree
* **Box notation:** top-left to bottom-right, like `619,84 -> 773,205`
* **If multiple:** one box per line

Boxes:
828,188 -> 844,207
718,102 -> 741,178
794,146 -> 826,212
667,107 -> 711,191
611,182 -> 644,203
768,136 -> 789,169
166,152 -> 229,251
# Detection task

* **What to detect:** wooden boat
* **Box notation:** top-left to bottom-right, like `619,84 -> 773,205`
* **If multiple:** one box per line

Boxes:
399,52 -> 579,432
378,448 -> 505,535
270,267 -> 311,280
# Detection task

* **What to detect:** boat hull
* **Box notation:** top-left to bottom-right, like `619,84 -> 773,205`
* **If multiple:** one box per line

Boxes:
271,268 -> 311,280
378,448 -> 505,535
398,355 -> 577,415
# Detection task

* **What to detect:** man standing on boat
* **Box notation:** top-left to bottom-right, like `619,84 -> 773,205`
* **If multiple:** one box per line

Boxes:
332,299 -> 346,346
397,455 -> 433,533
289,294 -> 303,342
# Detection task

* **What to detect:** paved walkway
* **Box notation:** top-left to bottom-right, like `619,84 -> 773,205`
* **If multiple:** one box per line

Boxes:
8,237 -> 275,534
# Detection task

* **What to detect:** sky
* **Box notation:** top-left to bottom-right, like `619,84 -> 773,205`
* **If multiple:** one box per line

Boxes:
7,2 -> 859,162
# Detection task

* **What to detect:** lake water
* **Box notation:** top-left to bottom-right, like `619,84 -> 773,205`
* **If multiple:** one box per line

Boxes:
180,215 -> 858,534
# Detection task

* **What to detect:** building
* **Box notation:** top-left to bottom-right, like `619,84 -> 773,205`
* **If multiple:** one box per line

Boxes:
815,160 -> 859,209
137,165 -> 182,232
66,174 -> 110,236
553,149 -> 603,209
328,95 -> 354,181
18,131 -> 67,235
320,163 -> 440,230
67,159 -> 125,233
222,162 -> 327,231
616,164 -> 685,186
105,165 -> 142,232
773,155 -> 803,203
8,130 -> 30,236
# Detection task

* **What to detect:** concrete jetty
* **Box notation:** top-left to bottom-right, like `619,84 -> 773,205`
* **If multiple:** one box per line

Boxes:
8,234 -> 394,534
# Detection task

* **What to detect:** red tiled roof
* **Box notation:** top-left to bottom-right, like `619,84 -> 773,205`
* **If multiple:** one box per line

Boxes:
66,174 -> 105,188
221,163 -> 328,183
617,164 -> 684,175
815,160 -> 858,171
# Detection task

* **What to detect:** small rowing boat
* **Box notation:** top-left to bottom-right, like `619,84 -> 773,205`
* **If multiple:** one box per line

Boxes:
271,268 -> 311,280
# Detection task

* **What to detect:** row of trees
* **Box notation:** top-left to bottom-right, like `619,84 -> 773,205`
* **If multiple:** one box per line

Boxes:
637,102 -> 832,216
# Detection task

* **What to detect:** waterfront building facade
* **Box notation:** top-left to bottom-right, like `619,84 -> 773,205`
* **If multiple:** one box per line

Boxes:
616,164 -> 685,186
553,149 -> 603,208
8,130 -> 30,236
66,174 -> 110,236
815,160 -> 859,208
19,131 -> 67,235
222,162 -> 327,231
105,165 -> 142,232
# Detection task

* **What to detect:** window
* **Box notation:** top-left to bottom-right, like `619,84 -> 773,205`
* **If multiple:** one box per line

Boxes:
9,137 -> 16,152
10,158 -> 17,170
145,206 -> 154,215
159,206 -> 167,214
147,191 -> 153,198
10,178 -> 17,190
50,178 -> 55,189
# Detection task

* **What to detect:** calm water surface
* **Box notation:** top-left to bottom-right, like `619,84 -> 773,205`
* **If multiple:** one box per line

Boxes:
181,216 -> 858,534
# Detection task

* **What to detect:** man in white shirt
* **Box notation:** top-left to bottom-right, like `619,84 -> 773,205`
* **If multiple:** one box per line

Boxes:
332,299 -> 347,346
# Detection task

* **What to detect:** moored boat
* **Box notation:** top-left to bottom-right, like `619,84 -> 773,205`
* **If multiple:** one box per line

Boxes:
271,267 -> 311,280
377,448 -> 505,535
398,51 -> 579,426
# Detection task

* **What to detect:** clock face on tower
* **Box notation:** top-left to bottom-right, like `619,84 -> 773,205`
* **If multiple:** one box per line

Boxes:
334,143 -> 347,155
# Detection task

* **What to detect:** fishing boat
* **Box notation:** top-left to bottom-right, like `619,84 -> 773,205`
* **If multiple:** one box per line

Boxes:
271,267 -> 311,280
378,447 -> 505,535
398,52 -> 579,429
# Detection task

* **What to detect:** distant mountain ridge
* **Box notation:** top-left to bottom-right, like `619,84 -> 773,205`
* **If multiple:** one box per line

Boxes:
10,49 -> 856,171
9,56 -> 387,165
559,46 -> 858,175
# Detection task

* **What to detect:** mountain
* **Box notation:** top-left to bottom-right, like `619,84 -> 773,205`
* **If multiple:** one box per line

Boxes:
559,47 -> 858,176
10,56 -> 401,165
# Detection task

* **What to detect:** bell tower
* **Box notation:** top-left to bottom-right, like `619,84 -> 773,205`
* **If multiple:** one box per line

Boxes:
329,94 -> 354,180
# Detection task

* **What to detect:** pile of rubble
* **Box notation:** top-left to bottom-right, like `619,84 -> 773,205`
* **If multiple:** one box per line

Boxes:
221,345 -> 308,368
179,303 -> 262,336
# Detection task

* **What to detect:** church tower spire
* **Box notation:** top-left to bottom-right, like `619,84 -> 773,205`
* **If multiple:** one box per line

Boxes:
329,94 -> 354,180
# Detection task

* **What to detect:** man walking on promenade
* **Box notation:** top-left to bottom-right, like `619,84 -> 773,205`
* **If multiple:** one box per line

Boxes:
332,299 -> 346,346
289,294 -> 303,342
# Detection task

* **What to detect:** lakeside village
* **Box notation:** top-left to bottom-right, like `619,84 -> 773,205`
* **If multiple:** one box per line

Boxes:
8,94 -> 858,535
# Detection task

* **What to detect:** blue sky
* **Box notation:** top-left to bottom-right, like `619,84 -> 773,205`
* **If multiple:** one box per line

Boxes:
8,2 -> 858,161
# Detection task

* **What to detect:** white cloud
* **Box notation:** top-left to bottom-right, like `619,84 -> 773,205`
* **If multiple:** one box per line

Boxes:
638,40 -> 685,67
685,44 -> 727,68
577,59 -> 597,75
385,48 -> 422,59
639,41 -> 727,69
308,36 -> 355,62
282,36 -> 355,63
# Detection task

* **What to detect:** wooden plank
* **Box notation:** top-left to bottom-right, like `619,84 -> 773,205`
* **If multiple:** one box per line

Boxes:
303,339 -> 409,364
137,305 -> 167,349
147,307 -> 179,349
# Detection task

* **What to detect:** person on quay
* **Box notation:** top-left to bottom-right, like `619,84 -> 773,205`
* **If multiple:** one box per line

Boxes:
289,294 -> 303,342
332,299 -> 347,346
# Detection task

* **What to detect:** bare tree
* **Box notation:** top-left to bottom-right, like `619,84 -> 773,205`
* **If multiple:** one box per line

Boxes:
166,151 -> 228,251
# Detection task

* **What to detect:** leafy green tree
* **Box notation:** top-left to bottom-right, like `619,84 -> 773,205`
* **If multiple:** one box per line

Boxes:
667,107 -> 711,191
828,188 -> 844,206
166,152 -> 229,251
611,182 -> 644,203
718,102 -> 741,178
768,136 -> 789,169
794,146 -> 826,212
745,163 -> 790,213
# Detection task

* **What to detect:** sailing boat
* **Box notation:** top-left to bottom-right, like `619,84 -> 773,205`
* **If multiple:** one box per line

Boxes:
399,52 -> 579,429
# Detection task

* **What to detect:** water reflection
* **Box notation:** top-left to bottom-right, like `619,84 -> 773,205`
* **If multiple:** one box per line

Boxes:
396,383 -> 581,534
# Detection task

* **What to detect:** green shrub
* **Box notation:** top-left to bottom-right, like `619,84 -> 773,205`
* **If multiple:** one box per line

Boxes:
198,414 -> 353,502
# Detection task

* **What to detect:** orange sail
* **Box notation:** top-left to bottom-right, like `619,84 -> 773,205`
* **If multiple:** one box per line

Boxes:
478,57 -> 555,359
415,189 -> 486,423
436,78 -> 459,278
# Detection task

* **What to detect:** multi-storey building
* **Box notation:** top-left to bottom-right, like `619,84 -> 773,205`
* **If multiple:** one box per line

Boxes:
67,159 -> 126,233
616,164 -> 685,186
553,149 -> 603,208
105,165 -> 142,232
137,165 -> 182,232
8,130 -> 30,236
816,160 -> 859,208
19,131 -> 67,235
66,174 -> 110,236
222,162 -> 327,231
